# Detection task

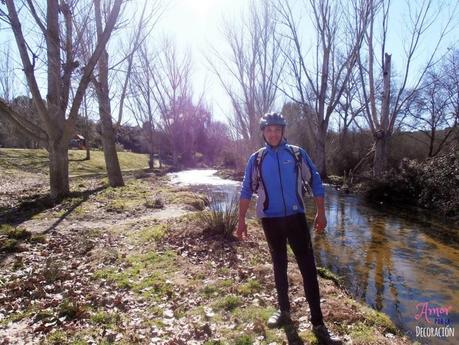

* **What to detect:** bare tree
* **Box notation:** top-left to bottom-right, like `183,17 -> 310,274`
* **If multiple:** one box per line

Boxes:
112,1 -> 165,129
128,39 -> 160,169
443,48 -> 459,143
131,38 -> 193,166
82,92 -> 91,160
356,0 -> 456,176
92,0 -> 124,187
404,49 -> 458,156
275,0 -> 370,176
78,0 -> 163,184
208,0 -> 284,152
0,0 -> 123,199
0,44 -> 16,102
335,70 -> 365,141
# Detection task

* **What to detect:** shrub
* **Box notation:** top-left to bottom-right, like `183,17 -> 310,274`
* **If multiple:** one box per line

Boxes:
364,146 -> 459,219
198,193 -> 239,239
145,196 -> 164,209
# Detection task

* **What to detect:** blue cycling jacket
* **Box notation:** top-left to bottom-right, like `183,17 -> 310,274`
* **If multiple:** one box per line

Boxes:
240,139 -> 324,218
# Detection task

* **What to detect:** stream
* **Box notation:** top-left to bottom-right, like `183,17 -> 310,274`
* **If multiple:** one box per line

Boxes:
168,169 -> 459,345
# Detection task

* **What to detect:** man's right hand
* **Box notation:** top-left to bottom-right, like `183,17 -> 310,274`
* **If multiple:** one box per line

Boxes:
235,219 -> 248,240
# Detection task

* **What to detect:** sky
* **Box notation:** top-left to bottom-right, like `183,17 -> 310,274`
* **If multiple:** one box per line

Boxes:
155,0 -> 250,122
1,0 -> 458,126
141,0 -> 459,125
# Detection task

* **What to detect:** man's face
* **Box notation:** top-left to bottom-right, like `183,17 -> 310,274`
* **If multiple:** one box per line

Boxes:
263,125 -> 283,147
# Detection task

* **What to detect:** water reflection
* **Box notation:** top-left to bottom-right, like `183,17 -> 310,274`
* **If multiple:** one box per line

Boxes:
307,189 -> 459,345
168,170 -> 459,345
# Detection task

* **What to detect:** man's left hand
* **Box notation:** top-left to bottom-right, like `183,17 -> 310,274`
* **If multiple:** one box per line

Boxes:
314,213 -> 327,232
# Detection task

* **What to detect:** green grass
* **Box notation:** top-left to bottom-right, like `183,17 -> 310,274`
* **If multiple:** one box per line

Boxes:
349,322 -> 377,344
317,266 -> 342,286
0,238 -> 18,252
232,305 -> 274,322
213,295 -> 242,312
93,250 -> 177,301
58,299 -> 87,320
29,234 -> 46,243
93,179 -> 153,212
358,302 -> 398,333
0,224 -> 31,239
234,335 -> 253,345
0,309 -> 37,326
217,279 -> 233,287
128,224 -> 167,244
0,148 -> 149,176
0,224 -> 32,252
237,279 -> 262,295
299,330 -> 319,344
202,284 -> 219,297
90,311 -> 121,327
46,330 -> 68,345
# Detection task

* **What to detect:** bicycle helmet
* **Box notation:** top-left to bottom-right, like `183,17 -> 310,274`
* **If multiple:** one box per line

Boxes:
259,112 -> 287,130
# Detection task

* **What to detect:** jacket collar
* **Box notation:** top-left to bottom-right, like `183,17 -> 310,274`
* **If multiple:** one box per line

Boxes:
265,138 -> 288,152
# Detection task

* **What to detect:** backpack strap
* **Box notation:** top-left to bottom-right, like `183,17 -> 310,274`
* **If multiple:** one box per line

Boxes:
251,147 -> 266,192
251,147 -> 269,210
287,145 -> 312,197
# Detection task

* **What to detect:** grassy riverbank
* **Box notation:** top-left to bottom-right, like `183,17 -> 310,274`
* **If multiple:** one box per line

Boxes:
0,148 -> 150,177
0,149 -> 414,344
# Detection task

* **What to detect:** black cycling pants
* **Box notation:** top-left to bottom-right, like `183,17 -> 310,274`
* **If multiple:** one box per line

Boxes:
261,212 -> 324,326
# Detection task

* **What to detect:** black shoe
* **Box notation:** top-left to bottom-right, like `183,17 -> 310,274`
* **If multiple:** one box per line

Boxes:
267,310 -> 291,328
313,324 -> 343,345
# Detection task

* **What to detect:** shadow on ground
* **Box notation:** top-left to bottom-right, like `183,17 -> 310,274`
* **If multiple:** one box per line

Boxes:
0,186 -> 106,230
0,185 -> 107,264
283,322 -> 305,345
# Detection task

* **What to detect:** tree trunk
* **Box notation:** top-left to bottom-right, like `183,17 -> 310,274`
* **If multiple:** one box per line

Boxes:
96,77 -> 124,187
5,0 -> 123,200
373,53 -> 391,177
148,124 -> 154,169
158,145 -> 162,168
83,94 -> 91,161
428,127 -> 435,157
373,133 -> 388,177
100,113 -> 123,186
315,124 -> 327,178
93,0 -> 124,187
148,153 -> 154,169
48,138 -> 70,200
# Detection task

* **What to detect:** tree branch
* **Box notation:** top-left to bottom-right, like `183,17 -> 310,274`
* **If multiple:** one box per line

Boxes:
65,0 -> 123,138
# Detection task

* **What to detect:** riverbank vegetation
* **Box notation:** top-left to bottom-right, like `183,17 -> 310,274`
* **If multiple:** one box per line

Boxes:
362,146 -> 459,222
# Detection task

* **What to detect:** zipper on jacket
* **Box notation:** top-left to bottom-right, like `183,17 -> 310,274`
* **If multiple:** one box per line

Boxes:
276,151 -> 288,216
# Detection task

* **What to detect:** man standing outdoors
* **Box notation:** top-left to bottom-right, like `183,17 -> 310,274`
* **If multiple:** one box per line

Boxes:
235,113 -> 342,344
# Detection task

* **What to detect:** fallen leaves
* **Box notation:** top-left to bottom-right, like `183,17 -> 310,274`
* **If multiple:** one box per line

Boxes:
0,173 -> 414,345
